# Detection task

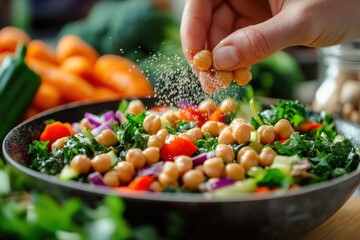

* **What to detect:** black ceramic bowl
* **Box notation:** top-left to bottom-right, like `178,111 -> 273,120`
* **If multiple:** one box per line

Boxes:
3,98 -> 360,240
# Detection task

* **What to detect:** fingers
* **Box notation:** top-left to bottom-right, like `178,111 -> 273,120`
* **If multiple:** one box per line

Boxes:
212,8 -> 305,70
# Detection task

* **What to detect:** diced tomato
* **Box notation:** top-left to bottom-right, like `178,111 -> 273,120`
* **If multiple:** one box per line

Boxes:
295,121 -> 323,133
128,175 -> 154,191
208,108 -> 225,123
179,107 -> 207,127
151,105 -> 168,113
254,186 -> 271,193
160,135 -> 198,161
39,121 -> 74,149
278,138 -> 289,144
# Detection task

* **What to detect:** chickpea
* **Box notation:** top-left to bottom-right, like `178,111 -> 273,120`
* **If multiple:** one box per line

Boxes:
232,123 -> 251,144
79,118 -> 93,130
162,110 -> 179,127
274,119 -> 294,139
225,163 -> 245,180
91,153 -> 112,173
103,171 -> 120,187
148,181 -> 163,192
70,154 -> 91,174
143,113 -> 162,135
203,157 -> 225,178
156,129 -> 169,142
193,49 -> 213,71
237,146 -> 253,161
218,127 -> 236,145
215,71 -> 233,87
182,169 -> 205,191
239,149 -> 259,170
215,144 -> 235,163
147,135 -> 164,149
187,127 -> 204,141
233,67 -> 252,86
198,99 -> 217,115
259,147 -> 277,167
51,136 -> 68,151
96,129 -> 118,147
162,161 -> 179,179
201,120 -> 220,137
220,98 -> 237,114
174,155 -> 193,175
142,147 -> 160,165
126,148 -> 146,169
229,118 -> 246,130
114,161 -> 135,184
257,125 -> 276,144
158,172 -> 178,186
194,165 -> 204,172
178,132 -> 196,144
127,100 -> 145,115
217,122 -> 227,133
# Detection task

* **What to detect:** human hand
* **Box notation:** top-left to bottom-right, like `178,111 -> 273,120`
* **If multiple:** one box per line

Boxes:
180,0 -> 360,92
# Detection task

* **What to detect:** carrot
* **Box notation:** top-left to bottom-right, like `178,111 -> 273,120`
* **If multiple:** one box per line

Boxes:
26,40 -> 58,65
94,54 -> 154,98
92,87 -> 122,101
0,26 -> 31,52
40,121 -> 73,149
128,175 -> 154,191
27,58 -> 96,102
56,34 -> 99,65
33,83 -> 63,111
209,108 -> 225,122
60,55 -> 97,84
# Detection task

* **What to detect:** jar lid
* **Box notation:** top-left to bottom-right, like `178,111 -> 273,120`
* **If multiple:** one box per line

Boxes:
320,38 -> 360,62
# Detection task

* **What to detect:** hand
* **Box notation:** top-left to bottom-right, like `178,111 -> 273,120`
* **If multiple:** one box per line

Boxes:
181,0 -> 360,83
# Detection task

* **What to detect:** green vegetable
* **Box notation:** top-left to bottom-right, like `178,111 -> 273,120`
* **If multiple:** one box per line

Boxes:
251,99 -> 307,129
0,43 -> 41,144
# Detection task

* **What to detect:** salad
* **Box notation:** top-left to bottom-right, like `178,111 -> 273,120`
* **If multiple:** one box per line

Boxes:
28,98 -> 360,197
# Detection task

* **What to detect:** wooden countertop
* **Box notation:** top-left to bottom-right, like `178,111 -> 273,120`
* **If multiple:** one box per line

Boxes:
303,195 -> 360,239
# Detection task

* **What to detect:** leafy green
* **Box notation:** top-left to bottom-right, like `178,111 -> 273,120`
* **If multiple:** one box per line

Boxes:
114,112 -> 149,158
29,140 -> 64,175
252,100 -> 306,129
257,168 -> 293,188
195,132 -> 218,154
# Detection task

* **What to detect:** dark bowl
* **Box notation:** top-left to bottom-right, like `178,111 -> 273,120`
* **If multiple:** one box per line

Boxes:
3,98 -> 360,240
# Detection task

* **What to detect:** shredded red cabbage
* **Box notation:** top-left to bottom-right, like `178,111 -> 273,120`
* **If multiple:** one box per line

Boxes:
192,151 -> 216,166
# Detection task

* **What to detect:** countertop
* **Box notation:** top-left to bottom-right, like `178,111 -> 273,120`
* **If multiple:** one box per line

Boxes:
302,195 -> 360,239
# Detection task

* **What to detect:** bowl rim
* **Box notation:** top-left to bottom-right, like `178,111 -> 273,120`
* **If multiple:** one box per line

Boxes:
3,98 -> 360,203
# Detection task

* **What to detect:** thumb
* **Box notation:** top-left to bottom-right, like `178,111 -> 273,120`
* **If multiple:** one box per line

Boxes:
212,9 -> 305,70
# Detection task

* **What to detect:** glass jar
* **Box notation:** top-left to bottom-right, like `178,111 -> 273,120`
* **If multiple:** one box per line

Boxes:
313,39 -> 360,124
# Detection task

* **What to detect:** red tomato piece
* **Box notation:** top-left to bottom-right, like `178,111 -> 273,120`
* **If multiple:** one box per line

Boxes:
294,121 -> 323,133
179,107 -> 207,127
208,108 -> 225,123
39,121 -> 73,149
160,135 -> 198,161
128,175 -> 154,191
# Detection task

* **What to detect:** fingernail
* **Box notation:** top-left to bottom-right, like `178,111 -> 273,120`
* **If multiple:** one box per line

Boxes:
213,45 -> 240,70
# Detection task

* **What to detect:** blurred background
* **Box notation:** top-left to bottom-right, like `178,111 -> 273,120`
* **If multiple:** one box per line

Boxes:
3,0 -> 359,124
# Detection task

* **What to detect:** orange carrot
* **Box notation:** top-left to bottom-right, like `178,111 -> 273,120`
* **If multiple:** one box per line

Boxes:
56,34 -> 99,65
40,121 -> 73,148
92,87 -> 122,101
94,54 -> 154,98
0,26 -> 31,52
26,39 -> 58,65
33,83 -> 63,111
60,55 -> 97,84
27,58 -> 96,102
254,186 -> 271,193
209,108 -> 225,122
